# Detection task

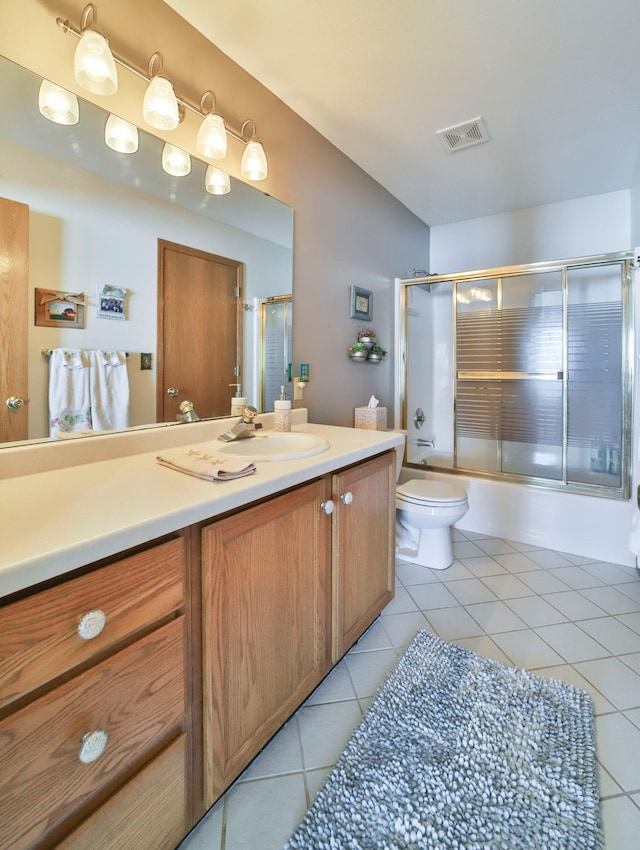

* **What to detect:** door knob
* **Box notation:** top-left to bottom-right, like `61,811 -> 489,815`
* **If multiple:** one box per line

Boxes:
166,387 -> 180,397
5,396 -> 25,411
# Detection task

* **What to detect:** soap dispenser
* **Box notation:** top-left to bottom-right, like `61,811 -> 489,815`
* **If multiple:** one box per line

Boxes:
273,385 -> 291,432
229,384 -> 247,417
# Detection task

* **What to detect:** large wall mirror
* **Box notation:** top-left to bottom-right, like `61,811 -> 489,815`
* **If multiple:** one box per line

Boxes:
0,54 -> 293,447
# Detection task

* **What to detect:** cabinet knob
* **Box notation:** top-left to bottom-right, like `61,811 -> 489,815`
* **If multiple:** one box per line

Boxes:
340,491 -> 354,505
320,499 -> 335,515
78,729 -> 108,763
77,609 -> 106,640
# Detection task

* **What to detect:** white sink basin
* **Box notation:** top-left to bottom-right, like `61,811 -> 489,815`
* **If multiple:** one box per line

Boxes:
216,430 -> 329,461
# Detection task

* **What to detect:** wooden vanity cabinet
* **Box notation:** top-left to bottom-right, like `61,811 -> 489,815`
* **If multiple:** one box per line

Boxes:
332,452 -> 395,661
201,477 -> 333,806
0,536 -> 190,850
201,451 -> 395,806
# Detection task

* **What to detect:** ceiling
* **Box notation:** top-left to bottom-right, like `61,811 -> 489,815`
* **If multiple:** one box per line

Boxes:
164,0 -> 640,227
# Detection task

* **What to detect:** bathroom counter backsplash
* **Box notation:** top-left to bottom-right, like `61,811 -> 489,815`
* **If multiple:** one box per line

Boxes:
0,416 -> 403,600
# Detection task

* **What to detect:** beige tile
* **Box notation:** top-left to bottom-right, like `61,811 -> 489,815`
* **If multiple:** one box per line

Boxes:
239,720 -> 303,781
505,595 -> 568,628
581,586 -> 640,615
618,612 -> 640,635
380,611 -> 432,647
551,566 -> 605,590
535,622 -> 611,664
454,635 -> 513,666
493,551 -> 541,573
406,582 -> 459,610
480,573 -> 536,599
518,569 -> 571,595
425,605 -> 484,640
304,661 -> 357,706
474,538 -> 517,556
436,560 -> 476,581
542,590 -> 607,621
296,700 -> 362,770
575,657 -> 640,710
345,648 -> 398,698
460,555 -> 508,577
452,540 -> 487,558
598,762 -> 622,797
179,797 -> 224,849
491,629 -> 565,669
620,652 -> 640,676
466,600 -> 528,634
444,578 -> 498,606
623,708 -> 640,729
349,617 -> 394,652
601,795 -> 640,850
395,560 -> 441,586
381,585 -> 419,615
578,618 -> 640,657
225,773 -> 308,850
581,561 -> 639,584
596,713 -> 640,792
523,549 -> 573,569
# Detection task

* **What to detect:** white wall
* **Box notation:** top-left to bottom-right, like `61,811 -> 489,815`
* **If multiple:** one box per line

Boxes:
424,190 -> 636,566
1,138 -> 291,438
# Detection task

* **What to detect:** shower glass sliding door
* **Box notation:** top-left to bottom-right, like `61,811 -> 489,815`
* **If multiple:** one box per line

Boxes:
400,251 -> 632,500
261,296 -> 293,412
455,271 -> 564,480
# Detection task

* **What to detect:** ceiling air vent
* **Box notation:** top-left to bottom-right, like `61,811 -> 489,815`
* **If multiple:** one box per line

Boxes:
436,117 -> 490,153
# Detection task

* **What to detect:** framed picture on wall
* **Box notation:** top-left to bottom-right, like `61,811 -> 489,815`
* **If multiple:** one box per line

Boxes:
96,284 -> 127,320
35,289 -> 85,328
350,285 -> 373,321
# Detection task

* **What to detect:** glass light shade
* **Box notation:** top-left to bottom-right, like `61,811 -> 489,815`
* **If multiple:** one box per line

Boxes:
241,139 -> 268,181
74,30 -> 118,95
162,143 -> 191,177
105,114 -> 139,153
143,76 -> 179,130
205,165 -> 231,195
38,80 -> 79,125
196,113 -> 227,159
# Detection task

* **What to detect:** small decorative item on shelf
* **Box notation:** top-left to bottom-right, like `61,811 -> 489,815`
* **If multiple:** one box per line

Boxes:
348,330 -> 387,363
349,341 -> 369,362
366,344 -> 387,364
357,327 -> 377,349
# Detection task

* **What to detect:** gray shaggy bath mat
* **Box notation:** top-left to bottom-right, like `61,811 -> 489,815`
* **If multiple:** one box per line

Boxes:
285,630 -> 603,850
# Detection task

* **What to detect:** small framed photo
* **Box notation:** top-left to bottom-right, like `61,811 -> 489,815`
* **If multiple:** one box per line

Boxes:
97,284 -> 127,320
350,285 -> 373,321
35,289 -> 85,328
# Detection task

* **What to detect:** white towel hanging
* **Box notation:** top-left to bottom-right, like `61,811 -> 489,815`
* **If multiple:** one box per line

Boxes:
89,350 -> 130,431
48,349 -> 92,436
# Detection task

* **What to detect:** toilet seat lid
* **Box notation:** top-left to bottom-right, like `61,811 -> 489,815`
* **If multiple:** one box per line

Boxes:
397,479 -> 467,504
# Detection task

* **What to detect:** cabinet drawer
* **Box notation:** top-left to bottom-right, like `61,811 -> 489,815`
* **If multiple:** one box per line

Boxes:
0,537 -> 184,709
58,734 -> 188,850
0,617 -> 185,850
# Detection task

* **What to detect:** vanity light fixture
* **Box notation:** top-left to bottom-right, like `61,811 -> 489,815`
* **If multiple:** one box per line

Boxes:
38,79 -> 80,125
143,53 -> 180,131
240,120 -> 268,181
205,165 -> 231,195
104,114 -> 138,153
55,4 -> 271,185
196,92 -> 227,160
73,4 -> 117,95
162,143 -> 191,177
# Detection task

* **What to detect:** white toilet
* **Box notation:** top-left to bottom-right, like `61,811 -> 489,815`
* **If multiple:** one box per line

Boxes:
393,441 -> 469,570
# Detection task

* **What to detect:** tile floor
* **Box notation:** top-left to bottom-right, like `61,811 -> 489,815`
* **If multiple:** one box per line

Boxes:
179,529 -> 640,850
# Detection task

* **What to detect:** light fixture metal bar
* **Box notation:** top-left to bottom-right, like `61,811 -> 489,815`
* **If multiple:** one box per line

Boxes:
56,13 -> 247,144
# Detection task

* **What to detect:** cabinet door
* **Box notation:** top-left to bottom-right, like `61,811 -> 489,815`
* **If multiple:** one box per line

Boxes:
332,452 -> 395,661
202,478 -> 332,806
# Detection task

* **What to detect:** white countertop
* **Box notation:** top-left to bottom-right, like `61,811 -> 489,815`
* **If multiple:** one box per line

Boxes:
0,418 -> 402,600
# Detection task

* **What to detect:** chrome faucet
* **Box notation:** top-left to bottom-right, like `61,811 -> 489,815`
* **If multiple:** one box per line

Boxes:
177,400 -> 200,423
217,406 -> 263,442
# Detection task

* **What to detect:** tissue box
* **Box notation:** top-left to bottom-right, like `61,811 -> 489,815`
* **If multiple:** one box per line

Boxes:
354,406 -> 387,431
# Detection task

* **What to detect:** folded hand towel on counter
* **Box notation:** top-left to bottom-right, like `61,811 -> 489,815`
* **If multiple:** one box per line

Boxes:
156,446 -> 256,481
